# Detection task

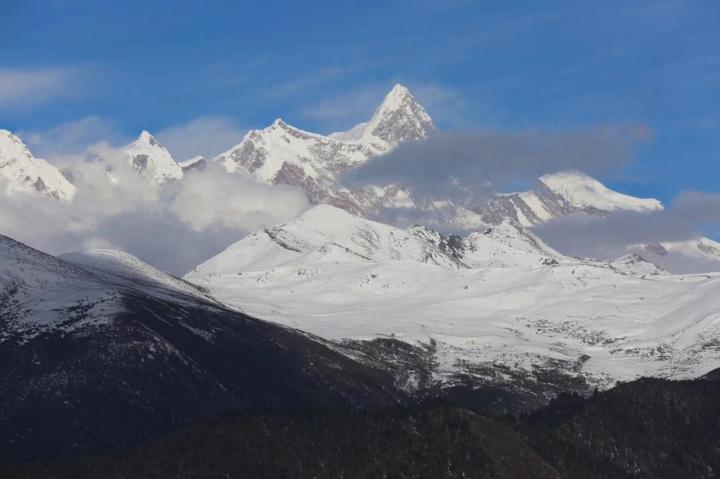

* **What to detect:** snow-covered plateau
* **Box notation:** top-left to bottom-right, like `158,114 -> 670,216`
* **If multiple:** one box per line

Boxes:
186,205 -> 720,391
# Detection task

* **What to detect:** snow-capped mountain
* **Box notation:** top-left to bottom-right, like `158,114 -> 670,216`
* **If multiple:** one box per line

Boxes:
0,233 -> 402,461
0,129 -> 76,200
187,205 -> 720,393
207,85 -> 670,237
484,170 -> 663,227
213,84 -> 433,214
123,130 -> 184,184
214,119 -> 373,212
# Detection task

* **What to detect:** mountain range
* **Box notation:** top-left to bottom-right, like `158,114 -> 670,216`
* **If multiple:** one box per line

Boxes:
2,83 -> 720,470
2,85 -> 717,272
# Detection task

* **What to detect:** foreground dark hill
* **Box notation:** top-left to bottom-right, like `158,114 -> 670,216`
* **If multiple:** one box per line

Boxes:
0,236 -> 403,463
5,372 -> 720,479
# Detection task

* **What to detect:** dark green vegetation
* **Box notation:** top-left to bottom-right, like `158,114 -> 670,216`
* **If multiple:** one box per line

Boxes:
4,373 -> 719,479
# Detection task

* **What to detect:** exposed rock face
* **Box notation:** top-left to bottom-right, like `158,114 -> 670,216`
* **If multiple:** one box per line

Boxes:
212,85 -> 434,217
330,83 -> 435,147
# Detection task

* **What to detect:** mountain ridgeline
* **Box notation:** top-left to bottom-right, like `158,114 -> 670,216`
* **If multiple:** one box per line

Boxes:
2,83 -> 720,476
2,85 -> 718,270
0,236 -> 405,463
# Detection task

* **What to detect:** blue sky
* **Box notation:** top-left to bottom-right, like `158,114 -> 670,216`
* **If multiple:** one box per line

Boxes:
1,0 -> 718,204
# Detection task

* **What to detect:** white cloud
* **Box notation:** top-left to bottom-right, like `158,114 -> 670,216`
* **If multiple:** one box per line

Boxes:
0,67 -> 85,109
170,165 -> 309,231
19,114 -> 246,163
0,144 -> 309,275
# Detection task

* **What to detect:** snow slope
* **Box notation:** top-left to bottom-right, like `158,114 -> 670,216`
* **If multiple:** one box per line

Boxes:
0,234 -> 404,461
538,171 -> 662,213
488,171 -> 662,227
187,206 -> 720,389
0,129 -> 76,200
59,249 -> 211,301
0,236 -> 212,339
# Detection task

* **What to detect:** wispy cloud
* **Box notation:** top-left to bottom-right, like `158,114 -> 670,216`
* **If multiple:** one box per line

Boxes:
0,67 -> 87,109
299,83 -> 387,129
0,146 -> 308,274
534,191 -> 720,261
264,66 -> 353,99
21,114 -> 247,162
156,116 -> 246,160
19,116 -> 124,157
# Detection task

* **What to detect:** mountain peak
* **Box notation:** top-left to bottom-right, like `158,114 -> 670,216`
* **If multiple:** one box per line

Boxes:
136,130 -> 160,146
380,83 -> 413,105
330,84 -> 434,147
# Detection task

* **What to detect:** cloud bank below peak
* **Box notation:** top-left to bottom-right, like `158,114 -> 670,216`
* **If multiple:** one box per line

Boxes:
0,142 -> 309,275
342,124 -> 653,198
534,191 -> 720,263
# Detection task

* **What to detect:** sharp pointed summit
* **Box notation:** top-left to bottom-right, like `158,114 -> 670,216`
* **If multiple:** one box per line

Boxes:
330,83 -> 435,147
124,131 -> 183,184
137,130 -> 160,146
366,83 -> 434,146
